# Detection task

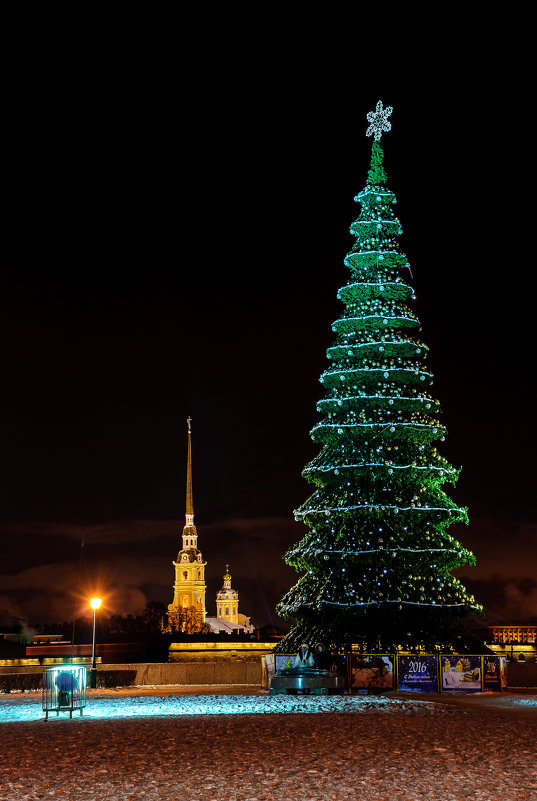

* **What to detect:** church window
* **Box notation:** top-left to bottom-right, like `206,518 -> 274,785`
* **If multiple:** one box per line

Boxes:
182,596 -> 189,608
197,571 -> 201,581
225,608 -> 229,617
183,571 -> 188,580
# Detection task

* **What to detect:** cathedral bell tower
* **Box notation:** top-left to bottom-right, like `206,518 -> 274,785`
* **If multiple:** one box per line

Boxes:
168,418 -> 207,621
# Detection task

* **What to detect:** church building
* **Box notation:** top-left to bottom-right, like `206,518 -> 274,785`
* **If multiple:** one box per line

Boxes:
168,418 -> 207,626
206,565 -> 254,634
168,419 -> 253,634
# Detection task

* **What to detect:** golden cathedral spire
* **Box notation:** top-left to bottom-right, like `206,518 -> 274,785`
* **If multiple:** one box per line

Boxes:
168,417 -> 207,624
186,416 -> 193,523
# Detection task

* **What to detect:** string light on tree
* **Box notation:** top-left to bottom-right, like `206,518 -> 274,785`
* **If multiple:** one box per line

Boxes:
276,101 -> 483,655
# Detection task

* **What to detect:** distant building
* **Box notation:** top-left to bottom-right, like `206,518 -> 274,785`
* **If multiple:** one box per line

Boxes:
167,420 -> 253,634
32,634 -> 64,645
206,565 -> 254,634
1,632 -> 34,645
486,625 -> 537,662
167,418 -> 207,627
489,625 -> 536,644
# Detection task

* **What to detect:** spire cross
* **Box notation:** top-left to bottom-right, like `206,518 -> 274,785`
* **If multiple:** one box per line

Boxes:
187,416 -> 192,432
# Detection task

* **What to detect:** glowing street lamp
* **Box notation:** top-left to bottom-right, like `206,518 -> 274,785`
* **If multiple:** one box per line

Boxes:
90,597 -> 102,688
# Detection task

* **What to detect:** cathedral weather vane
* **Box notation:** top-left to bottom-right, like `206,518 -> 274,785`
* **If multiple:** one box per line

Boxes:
366,100 -> 393,140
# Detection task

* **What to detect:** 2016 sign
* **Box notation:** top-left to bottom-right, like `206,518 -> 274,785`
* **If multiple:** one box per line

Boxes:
407,660 -> 429,674
397,655 -> 438,692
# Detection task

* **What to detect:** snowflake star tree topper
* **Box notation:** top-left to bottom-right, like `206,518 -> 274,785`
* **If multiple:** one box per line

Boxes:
366,100 -> 393,140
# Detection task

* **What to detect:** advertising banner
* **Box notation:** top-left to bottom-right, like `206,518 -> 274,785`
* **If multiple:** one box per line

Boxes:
482,655 -> 507,692
500,655 -> 508,690
264,654 -> 296,688
441,655 -> 482,692
349,654 -> 395,691
263,653 -> 276,684
398,655 -> 438,692
274,654 -> 296,673
328,654 -> 348,688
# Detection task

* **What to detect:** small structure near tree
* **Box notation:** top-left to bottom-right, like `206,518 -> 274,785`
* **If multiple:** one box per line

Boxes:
42,665 -> 86,720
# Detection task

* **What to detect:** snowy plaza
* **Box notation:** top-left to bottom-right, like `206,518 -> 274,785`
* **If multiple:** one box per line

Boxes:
1,687 -> 537,800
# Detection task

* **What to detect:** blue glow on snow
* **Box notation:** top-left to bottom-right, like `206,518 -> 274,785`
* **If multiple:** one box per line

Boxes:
511,697 -> 537,707
0,693 -> 438,722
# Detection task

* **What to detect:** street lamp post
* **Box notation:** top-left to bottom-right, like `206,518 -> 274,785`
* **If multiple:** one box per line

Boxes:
90,598 -> 102,689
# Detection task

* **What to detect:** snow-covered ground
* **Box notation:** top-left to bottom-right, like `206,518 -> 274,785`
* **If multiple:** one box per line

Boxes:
0,688 -> 452,722
1,687 -> 537,800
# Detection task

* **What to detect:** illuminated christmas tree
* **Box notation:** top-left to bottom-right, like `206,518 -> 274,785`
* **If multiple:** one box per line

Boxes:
277,101 -> 482,654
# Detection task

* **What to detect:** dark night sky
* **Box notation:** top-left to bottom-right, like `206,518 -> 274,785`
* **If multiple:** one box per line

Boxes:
1,25 -> 535,632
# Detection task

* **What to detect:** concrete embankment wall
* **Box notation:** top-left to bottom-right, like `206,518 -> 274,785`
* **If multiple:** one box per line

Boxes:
101,661 -> 263,685
0,660 -> 263,686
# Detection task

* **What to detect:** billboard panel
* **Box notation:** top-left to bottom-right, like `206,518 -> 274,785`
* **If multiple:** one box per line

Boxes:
441,655 -> 482,692
398,655 -> 438,692
349,654 -> 395,691
274,654 -> 296,673
483,655 -> 507,692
